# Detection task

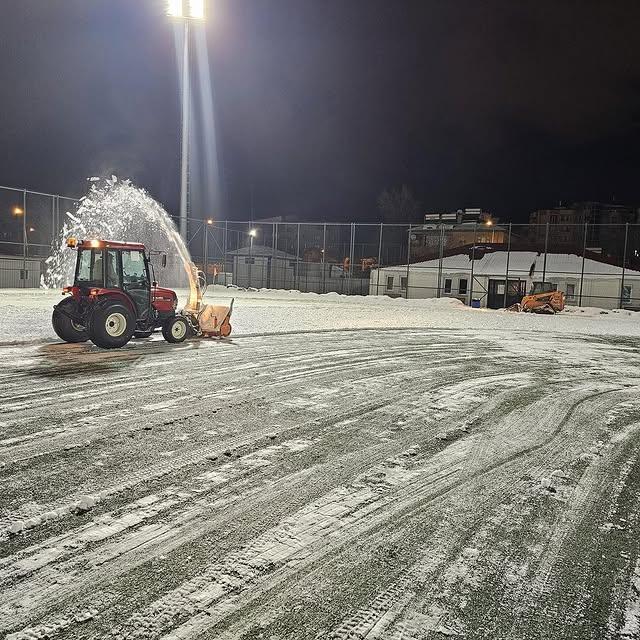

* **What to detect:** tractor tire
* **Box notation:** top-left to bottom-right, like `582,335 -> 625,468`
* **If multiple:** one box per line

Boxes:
52,298 -> 88,343
134,329 -> 154,339
88,302 -> 135,349
162,316 -> 189,343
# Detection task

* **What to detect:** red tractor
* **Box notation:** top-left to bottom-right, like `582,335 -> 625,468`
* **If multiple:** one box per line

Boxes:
52,238 -> 189,349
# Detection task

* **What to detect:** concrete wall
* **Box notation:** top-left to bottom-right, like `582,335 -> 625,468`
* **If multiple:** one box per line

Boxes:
0,256 -> 41,288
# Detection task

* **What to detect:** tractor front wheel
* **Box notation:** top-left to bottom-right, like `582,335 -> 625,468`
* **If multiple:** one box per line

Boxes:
88,302 -> 135,349
52,298 -> 88,343
162,316 -> 189,343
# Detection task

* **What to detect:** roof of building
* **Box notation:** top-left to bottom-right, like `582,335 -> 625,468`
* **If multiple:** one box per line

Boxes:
377,249 -> 640,279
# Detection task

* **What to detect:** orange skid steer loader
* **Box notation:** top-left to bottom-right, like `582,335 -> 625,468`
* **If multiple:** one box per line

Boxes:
508,282 -> 565,314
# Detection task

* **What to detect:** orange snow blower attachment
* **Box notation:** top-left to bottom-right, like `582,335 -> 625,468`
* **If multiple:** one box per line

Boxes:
182,264 -> 234,338
197,300 -> 234,337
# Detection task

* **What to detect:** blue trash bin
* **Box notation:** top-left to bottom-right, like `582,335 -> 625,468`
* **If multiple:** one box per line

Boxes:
471,299 -> 481,308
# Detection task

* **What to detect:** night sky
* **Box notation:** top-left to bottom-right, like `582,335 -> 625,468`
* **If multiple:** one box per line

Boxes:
1,0 -> 639,223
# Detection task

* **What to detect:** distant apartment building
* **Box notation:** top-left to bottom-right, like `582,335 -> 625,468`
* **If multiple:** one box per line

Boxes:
410,208 -> 507,260
529,202 -> 638,260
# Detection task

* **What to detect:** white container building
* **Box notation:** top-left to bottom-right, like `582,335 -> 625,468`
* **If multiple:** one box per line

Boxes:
370,250 -> 640,310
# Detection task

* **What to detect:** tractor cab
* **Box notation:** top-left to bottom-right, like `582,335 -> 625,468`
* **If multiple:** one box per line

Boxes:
72,240 -> 154,319
529,281 -> 557,295
53,238 -> 187,349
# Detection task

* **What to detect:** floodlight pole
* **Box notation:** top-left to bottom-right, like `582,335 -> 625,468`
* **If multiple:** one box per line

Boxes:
179,19 -> 191,242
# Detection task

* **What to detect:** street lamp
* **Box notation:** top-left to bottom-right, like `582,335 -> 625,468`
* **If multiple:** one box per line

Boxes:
203,218 -> 214,283
12,206 -> 24,217
166,1 -> 206,242
247,228 -> 258,288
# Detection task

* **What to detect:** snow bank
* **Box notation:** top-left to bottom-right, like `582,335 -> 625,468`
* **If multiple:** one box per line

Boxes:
0,286 -> 638,346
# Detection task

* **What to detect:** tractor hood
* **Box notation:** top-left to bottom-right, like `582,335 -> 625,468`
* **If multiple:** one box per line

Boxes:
152,286 -> 177,302
152,286 -> 178,313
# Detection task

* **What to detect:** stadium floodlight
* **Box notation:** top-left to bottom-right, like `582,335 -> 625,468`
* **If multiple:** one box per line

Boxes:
167,0 -> 206,243
166,0 -> 206,20
189,0 -> 205,20
166,0 -> 182,17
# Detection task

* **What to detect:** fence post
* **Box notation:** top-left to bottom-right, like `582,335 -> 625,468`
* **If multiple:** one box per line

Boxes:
22,189 -> 27,288
296,223 -> 301,291
468,223 -> 477,306
437,225 -> 444,298
272,222 -> 277,289
377,223 -> 383,296
542,221 -> 549,282
322,223 -> 327,294
405,224 -> 412,299
223,220 -> 228,284
348,223 -> 355,294
51,196 -> 56,246
578,222 -> 587,307
620,222 -> 629,309
503,223 -> 512,308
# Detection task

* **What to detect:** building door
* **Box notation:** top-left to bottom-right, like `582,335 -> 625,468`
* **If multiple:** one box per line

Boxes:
487,279 -> 525,309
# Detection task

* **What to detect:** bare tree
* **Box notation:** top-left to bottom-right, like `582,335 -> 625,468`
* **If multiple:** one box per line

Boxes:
377,185 -> 421,223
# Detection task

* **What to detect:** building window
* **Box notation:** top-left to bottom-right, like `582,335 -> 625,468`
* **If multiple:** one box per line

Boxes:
622,285 -> 632,304
459,278 -> 468,295
566,283 -> 575,299
245,257 -> 255,265
400,276 -> 408,291
444,278 -> 452,294
386,276 -> 394,290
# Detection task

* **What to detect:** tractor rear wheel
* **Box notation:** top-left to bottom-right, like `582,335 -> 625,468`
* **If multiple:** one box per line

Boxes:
88,302 -> 135,349
162,316 -> 188,343
52,298 -> 88,343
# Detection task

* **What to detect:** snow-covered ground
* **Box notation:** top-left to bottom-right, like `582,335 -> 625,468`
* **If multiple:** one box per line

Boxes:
1,285 -> 639,345
1,287 -> 640,639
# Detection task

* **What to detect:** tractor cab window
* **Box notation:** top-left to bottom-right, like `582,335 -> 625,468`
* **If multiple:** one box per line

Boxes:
76,249 -> 105,286
122,250 -> 148,287
105,250 -> 120,288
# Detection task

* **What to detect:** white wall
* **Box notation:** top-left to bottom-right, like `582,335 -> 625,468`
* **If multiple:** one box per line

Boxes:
370,267 -> 640,310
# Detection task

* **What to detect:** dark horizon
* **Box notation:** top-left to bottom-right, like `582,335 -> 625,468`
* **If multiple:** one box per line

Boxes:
1,0 -> 639,224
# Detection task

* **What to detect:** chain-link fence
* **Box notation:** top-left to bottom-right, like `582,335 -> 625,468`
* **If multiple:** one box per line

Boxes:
1,184 -> 638,310
0,185 -> 79,287
384,221 -> 640,310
